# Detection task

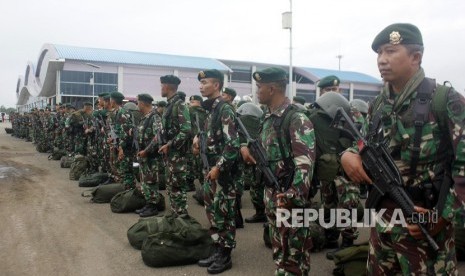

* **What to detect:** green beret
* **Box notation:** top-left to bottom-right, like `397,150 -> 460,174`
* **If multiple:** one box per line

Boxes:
197,69 -> 224,82
156,101 -> 167,107
69,105 -> 76,110
223,87 -> 237,97
98,92 -> 109,98
371,23 -> 423,52
137,93 -> 154,103
92,110 -> 100,117
160,75 -> 181,85
318,75 -> 340,88
110,91 -> 125,101
189,95 -> 203,102
293,96 -> 306,105
39,109 -> 44,112
177,91 -> 186,100
83,102 -> 93,106
252,67 -> 288,83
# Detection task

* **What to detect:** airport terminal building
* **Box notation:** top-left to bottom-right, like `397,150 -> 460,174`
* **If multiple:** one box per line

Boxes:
15,43 -> 382,112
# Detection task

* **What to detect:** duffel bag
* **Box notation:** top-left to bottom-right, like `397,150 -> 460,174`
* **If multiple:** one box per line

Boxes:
60,155 -> 74,168
81,183 -> 125,203
110,188 -> 146,213
78,172 -> 110,187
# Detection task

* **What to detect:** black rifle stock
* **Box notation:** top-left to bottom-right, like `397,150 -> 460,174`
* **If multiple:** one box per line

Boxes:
236,117 -> 281,192
195,113 -> 210,172
331,107 -> 439,251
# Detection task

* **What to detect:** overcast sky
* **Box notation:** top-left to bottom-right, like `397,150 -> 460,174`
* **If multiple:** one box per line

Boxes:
1,0 -> 464,107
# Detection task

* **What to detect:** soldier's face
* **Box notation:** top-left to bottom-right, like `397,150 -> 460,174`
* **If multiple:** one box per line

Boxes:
256,82 -> 273,105
161,83 -> 169,97
199,78 -> 219,98
190,100 -> 200,107
376,44 -> 420,85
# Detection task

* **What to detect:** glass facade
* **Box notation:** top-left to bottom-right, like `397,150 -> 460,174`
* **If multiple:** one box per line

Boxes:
60,70 -> 118,96
230,65 -> 251,83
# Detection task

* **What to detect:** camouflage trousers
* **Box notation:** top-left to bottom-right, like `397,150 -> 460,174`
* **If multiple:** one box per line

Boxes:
321,176 -> 362,241
116,150 -> 135,190
138,157 -> 160,204
265,187 -> 312,276
73,134 -> 86,155
54,130 -> 64,150
166,152 -> 188,214
367,222 -> 457,275
203,176 -> 237,248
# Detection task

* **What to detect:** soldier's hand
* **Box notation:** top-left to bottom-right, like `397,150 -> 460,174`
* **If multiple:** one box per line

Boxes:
407,206 -> 449,238
138,150 -> 147,158
340,151 -> 372,184
240,146 -> 256,165
206,166 -> 220,181
158,144 -> 169,155
118,147 -> 124,160
276,193 -> 294,209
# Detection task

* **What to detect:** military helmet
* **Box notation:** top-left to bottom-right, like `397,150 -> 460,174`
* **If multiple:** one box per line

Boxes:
123,102 -> 139,111
350,99 -> 369,114
236,102 -> 263,118
315,92 -> 350,119
293,103 -> 307,112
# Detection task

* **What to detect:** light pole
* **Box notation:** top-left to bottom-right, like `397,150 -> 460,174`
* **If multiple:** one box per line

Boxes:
282,0 -> 293,98
85,63 -> 101,109
336,54 -> 343,71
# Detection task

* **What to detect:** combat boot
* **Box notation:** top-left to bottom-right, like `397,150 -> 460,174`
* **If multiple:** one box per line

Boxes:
326,237 -> 354,260
198,244 -> 220,267
139,203 -> 158,217
135,204 -> 149,214
207,247 -> 232,274
245,209 -> 267,223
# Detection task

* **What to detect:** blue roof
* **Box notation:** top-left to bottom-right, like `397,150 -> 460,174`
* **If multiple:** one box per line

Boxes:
52,44 -> 230,71
300,67 -> 381,85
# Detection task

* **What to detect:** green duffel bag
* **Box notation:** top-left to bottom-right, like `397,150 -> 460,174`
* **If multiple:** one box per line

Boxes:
140,214 -> 213,267
110,188 -> 146,213
332,243 -> 369,276
48,148 -> 67,161
69,155 -> 88,180
81,183 -> 125,203
78,172 -> 110,187
127,208 -> 193,250
60,155 -> 74,168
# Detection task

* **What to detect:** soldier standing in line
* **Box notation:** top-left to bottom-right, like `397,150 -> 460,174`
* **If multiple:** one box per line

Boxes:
187,95 -> 207,191
341,23 -> 465,275
134,93 -> 163,217
109,91 -> 135,190
242,67 -> 315,275
318,75 -> 341,95
195,69 -> 240,274
221,87 -> 236,105
158,75 -> 192,215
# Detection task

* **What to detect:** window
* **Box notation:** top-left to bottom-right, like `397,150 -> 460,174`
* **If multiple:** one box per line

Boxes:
60,70 -> 118,96
230,65 -> 251,83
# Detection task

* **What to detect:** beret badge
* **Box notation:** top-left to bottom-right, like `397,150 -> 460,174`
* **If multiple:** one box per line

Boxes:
199,71 -> 206,78
389,31 -> 403,45
254,73 -> 261,81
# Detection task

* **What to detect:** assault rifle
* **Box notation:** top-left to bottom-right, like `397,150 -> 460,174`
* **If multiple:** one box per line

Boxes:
195,113 -> 209,172
236,117 -> 280,192
330,107 -> 439,251
157,124 -> 168,165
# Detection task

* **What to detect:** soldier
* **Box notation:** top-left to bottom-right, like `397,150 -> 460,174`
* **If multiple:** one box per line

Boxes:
292,96 -> 306,106
134,93 -> 163,217
195,69 -> 239,274
110,92 -> 135,190
158,75 -> 192,214
242,67 -> 315,275
221,87 -> 236,105
187,95 -> 207,191
318,75 -> 340,95
341,23 -> 465,275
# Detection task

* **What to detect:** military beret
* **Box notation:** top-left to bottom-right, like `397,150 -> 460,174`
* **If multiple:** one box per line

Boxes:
318,75 -> 340,88
137,93 -> 154,103
160,75 -> 181,85
371,23 -> 423,52
69,105 -> 76,110
197,69 -> 224,82
293,96 -> 306,105
83,102 -> 93,107
39,108 -> 44,112
177,91 -> 186,100
223,87 -> 237,97
92,110 -> 100,117
252,67 -> 288,83
189,95 -> 203,102
110,91 -> 125,101
156,101 -> 167,107
98,92 -> 109,98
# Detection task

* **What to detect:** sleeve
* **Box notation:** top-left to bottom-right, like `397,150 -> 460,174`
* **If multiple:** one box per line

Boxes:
288,112 -> 316,207
171,102 -> 192,150
216,105 -> 240,171
117,110 -> 134,149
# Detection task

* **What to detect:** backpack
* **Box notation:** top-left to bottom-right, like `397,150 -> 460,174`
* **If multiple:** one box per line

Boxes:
48,148 -> 67,161
140,214 -> 213,267
36,142 -> 49,153
60,155 -> 74,168
331,243 -> 369,276
110,188 -> 146,213
78,172 -> 110,187
69,155 -> 88,180
81,183 -> 125,203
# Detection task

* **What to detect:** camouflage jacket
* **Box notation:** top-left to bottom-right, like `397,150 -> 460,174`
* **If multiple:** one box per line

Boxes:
350,69 -> 465,223
112,106 -> 133,149
190,105 -> 207,137
204,97 -> 240,172
138,109 -> 162,154
162,93 -> 191,151
260,98 -> 316,207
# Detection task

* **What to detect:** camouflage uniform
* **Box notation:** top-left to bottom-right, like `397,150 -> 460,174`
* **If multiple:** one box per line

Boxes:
137,110 -> 162,205
188,105 -> 207,188
113,106 -> 135,190
261,99 -> 315,276
162,93 -> 191,214
354,69 -> 465,275
68,110 -> 89,155
203,97 -> 240,249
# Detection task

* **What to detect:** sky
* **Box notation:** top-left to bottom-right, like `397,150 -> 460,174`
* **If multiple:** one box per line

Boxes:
0,0 -> 464,107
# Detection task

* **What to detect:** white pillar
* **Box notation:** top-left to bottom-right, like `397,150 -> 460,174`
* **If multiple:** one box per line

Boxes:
118,66 -> 124,91
56,70 -> 61,104
349,83 -> 354,101
251,65 -> 257,104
